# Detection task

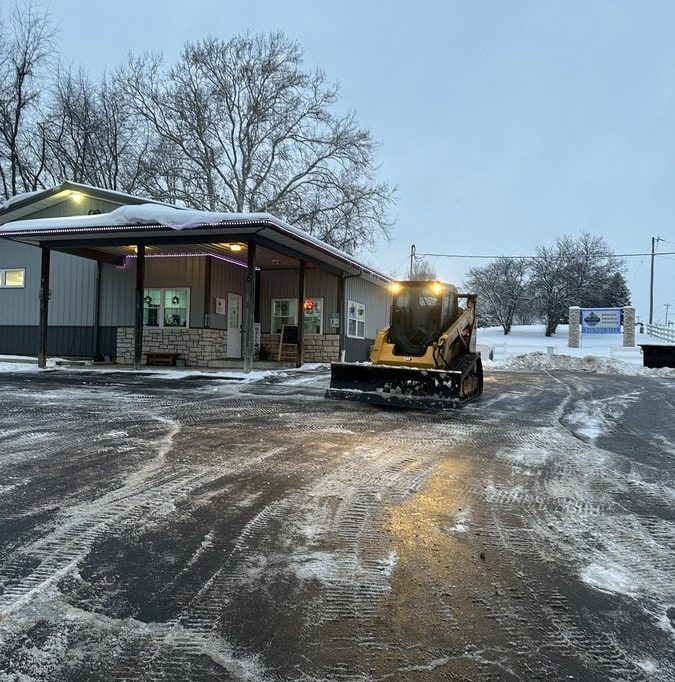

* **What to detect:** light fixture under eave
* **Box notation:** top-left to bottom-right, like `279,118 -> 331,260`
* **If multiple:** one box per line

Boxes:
218,242 -> 244,252
70,191 -> 84,203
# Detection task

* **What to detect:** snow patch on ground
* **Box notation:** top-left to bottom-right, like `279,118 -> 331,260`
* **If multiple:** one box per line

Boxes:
376,551 -> 399,577
581,563 -> 637,598
291,551 -> 340,584
448,509 -> 471,533
634,658 -> 659,675
497,445 -> 551,468
563,403 -> 607,441
0,360 -> 54,372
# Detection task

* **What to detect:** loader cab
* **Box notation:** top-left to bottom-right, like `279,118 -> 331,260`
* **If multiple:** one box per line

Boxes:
388,281 -> 459,356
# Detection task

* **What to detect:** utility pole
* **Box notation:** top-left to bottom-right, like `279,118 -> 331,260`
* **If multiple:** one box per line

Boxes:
665,303 -> 671,327
649,236 -> 664,325
409,244 -> 416,279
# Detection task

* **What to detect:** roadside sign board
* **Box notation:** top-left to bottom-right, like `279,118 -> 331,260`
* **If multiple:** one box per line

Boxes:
581,307 -> 621,334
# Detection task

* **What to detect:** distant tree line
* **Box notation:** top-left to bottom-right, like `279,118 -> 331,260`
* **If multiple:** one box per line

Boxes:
464,233 -> 631,336
0,3 -> 394,253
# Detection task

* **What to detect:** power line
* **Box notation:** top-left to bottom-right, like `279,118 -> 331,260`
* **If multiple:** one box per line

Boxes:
417,251 -> 675,260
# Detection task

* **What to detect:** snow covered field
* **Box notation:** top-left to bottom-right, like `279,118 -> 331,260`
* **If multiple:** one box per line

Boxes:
478,324 -> 675,377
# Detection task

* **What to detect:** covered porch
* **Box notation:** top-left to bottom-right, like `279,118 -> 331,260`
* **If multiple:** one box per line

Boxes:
0,207 -> 388,371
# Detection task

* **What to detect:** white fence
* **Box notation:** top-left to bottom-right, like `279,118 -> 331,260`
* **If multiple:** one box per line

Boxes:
608,346 -> 643,364
647,324 -> 675,343
489,343 -> 559,363
481,342 -> 643,365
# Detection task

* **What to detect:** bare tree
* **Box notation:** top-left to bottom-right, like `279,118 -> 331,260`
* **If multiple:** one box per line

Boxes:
409,258 -> 438,280
42,67 -> 149,191
119,33 -> 394,252
530,233 -> 626,336
0,1 -> 55,199
465,257 -> 529,334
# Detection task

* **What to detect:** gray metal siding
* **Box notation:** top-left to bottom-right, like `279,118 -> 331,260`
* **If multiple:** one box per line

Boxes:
259,268 -> 339,334
0,241 -> 39,325
344,277 -> 391,339
344,337 -> 373,362
0,241 -> 96,326
49,252 -> 97,326
99,255 -> 206,328
26,197 -> 124,220
209,258 -> 247,330
0,325 -> 116,358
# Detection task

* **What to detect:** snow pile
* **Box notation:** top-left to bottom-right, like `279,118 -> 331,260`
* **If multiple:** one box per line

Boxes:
0,360 -> 55,372
499,352 -> 675,377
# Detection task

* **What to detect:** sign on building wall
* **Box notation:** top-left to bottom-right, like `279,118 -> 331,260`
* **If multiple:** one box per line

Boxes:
581,308 -> 621,334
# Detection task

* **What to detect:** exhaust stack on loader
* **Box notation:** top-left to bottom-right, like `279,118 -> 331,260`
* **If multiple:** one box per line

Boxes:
326,281 -> 483,409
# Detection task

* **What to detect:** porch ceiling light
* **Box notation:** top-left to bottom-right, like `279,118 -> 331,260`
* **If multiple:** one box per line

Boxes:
71,191 -> 84,203
217,242 -> 244,252
389,282 -> 402,294
430,281 -> 444,295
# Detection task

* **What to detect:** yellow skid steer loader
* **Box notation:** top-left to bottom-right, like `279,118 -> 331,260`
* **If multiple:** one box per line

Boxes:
326,281 -> 483,409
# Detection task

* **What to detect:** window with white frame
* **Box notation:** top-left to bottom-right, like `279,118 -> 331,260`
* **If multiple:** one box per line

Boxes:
0,268 -> 25,288
347,300 -> 366,339
271,298 -> 297,334
303,298 -> 323,335
143,288 -> 190,327
272,298 -> 324,334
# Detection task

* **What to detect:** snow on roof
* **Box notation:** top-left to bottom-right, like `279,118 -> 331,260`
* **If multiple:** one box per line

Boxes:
0,203 -> 390,282
0,189 -> 43,211
0,182 -> 175,215
0,203 -> 267,233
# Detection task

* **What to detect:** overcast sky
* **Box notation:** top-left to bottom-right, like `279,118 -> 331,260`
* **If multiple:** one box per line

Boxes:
49,0 -> 674,323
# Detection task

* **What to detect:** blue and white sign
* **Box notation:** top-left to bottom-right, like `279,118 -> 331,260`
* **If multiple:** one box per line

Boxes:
581,307 -> 621,334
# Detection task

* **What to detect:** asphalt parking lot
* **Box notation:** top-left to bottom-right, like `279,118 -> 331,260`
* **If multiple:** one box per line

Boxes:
0,367 -> 673,681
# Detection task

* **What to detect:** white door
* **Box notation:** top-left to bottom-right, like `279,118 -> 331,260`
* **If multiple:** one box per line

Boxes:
227,293 -> 242,358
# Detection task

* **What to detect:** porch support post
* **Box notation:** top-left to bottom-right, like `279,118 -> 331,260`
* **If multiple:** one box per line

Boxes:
133,244 -> 145,370
337,273 -> 345,361
297,260 -> 306,368
243,241 -> 257,373
93,261 -> 101,357
38,247 -> 51,369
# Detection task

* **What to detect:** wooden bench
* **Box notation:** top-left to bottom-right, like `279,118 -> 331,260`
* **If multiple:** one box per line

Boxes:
145,353 -> 179,367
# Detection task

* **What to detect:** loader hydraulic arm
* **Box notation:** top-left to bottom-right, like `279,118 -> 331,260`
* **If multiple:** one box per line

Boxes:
434,294 -> 477,369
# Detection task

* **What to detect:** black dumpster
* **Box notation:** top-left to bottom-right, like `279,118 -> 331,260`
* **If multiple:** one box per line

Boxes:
639,344 -> 675,369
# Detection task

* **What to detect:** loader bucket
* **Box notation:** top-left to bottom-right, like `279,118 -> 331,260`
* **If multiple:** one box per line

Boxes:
326,362 -> 467,409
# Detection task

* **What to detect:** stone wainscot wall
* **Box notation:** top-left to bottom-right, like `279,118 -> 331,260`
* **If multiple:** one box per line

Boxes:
116,327 -> 228,365
260,333 -> 340,363
116,328 -> 340,365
